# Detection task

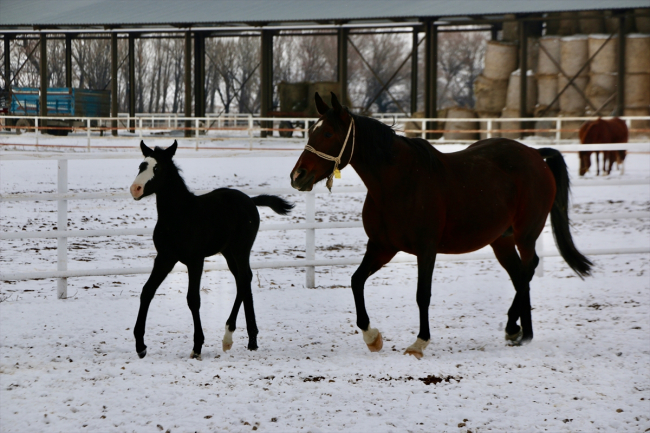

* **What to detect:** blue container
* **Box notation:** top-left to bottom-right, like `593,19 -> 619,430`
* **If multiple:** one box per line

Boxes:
10,87 -> 110,117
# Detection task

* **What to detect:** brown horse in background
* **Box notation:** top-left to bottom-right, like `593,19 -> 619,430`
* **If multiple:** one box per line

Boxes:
579,118 -> 628,176
290,92 -> 592,359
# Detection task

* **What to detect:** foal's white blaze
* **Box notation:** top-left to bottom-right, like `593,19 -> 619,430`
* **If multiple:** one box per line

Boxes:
130,157 -> 156,200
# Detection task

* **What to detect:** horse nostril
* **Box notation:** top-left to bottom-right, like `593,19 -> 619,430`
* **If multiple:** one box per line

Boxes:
293,169 -> 306,182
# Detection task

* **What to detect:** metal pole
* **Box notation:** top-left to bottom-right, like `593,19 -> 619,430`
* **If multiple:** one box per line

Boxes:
111,32 -> 118,137
128,33 -> 136,133
424,20 -> 437,139
337,27 -> 348,104
184,31 -> 192,138
3,35 -> 10,89
518,19 -> 528,120
410,27 -> 419,115
39,33 -> 47,131
194,32 -> 205,121
260,30 -> 273,138
616,15 -> 626,117
57,159 -> 68,299
305,192 -> 316,288
65,34 -> 72,88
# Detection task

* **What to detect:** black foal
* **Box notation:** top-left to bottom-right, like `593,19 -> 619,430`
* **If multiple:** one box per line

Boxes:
130,140 -> 293,360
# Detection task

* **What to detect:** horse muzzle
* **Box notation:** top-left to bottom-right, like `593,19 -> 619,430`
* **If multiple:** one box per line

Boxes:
130,183 -> 144,200
290,168 -> 315,192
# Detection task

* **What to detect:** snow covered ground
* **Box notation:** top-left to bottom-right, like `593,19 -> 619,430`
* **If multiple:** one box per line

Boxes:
1,137 -> 649,432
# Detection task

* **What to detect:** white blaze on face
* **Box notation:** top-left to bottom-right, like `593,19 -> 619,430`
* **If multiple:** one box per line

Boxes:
308,119 -> 324,136
130,156 -> 156,200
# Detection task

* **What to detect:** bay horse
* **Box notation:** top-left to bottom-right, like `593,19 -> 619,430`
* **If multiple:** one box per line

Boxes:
579,117 -> 628,176
130,141 -> 293,360
290,93 -> 592,359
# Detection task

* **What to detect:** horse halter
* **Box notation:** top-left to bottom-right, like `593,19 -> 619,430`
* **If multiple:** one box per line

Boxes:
303,117 -> 355,192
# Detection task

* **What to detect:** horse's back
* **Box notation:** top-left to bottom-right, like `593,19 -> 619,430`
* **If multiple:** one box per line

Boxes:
580,118 -> 628,144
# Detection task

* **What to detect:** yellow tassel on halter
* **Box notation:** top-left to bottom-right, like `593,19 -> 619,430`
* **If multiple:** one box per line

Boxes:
334,168 -> 341,179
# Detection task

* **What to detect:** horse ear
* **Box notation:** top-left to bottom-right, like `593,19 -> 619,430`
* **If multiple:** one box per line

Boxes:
331,92 -> 342,113
166,140 -> 178,158
140,141 -> 153,157
315,92 -> 329,115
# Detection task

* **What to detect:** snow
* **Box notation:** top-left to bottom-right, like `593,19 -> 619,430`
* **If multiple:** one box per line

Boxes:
1,139 -> 649,432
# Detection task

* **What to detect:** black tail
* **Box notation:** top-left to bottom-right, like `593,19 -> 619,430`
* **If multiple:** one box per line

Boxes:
252,195 -> 294,215
538,148 -> 593,278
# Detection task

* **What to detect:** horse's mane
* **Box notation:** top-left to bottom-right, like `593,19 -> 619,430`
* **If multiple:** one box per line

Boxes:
349,112 -> 439,169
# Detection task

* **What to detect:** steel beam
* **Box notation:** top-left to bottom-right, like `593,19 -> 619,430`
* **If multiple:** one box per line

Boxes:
111,32 -> 118,136
65,33 -> 72,87
424,20 -> 437,139
128,33 -> 136,132
519,19 -> 528,120
260,29 -> 273,138
411,27 -> 419,114
338,27 -> 348,104
616,15 -> 626,117
184,31 -> 192,137
194,31 -> 205,119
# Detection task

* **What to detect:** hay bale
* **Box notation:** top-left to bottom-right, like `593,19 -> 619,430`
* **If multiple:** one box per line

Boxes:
558,112 -> 584,139
505,69 -> 537,115
579,11 -> 606,34
636,9 -> 650,33
277,81 -> 309,113
588,34 -> 617,74
305,82 -> 351,116
404,111 -> 424,138
498,108 -> 522,139
536,74 -> 559,109
558,76 -> 588,114
606,16 -> 637,34
444,107 -> 479,141
547,12 -> 579,36
561,35 -> 589,78
502,14 -> 518,42
626,34 -> 650,74
586,73 -> 617,115
476,111 -> 501,139
538,36 -> 561,75
625,73 -> 650,108
473,74 -> 508,113
624,107 -> 650,139
534,108 -> 560,137
483,41 -> 518,80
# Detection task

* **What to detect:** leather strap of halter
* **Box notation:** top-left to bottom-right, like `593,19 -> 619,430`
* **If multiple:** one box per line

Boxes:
303,117 -> 355,191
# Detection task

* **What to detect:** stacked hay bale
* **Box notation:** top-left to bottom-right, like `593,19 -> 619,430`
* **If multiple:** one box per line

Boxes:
624,34 -> 650,138
559,35 -> 589,138
500,69 -> 537,139
444,107 -> 479,141
586,34 -> 617,115
546,12 -> 579,36
473,41 -> 518,137
636,9 -> 650,33
578,11 -> 606,34
535,36 -> 561,136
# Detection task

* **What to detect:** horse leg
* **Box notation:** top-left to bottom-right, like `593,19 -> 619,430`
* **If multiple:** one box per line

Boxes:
490,235 -> 538,345
222,252 -> 242,352
230,251 -> 258,351
186,259 -> 205,360
404,252 -> 436,359
578,151 -> 590,176
351,241 -> 396,353
134,255 -> 177,358
595,151 -> 600,176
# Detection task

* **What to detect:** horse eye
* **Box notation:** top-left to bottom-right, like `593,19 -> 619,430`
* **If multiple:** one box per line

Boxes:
324,132 -> 333,138
153,166 -> 158,172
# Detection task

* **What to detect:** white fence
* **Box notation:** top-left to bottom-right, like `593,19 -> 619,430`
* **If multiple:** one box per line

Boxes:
1,144 -> 649,299
2,114 -> 649,150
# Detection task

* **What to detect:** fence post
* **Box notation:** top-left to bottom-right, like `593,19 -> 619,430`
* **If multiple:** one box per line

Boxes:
555,118 -> 561,144
195,118 -> 199,150
86,118 -> 91,150
248,115 -> 253,150
305,191 -> 316,288
57,159 -> 68,299
138,117 -> 143,141
486,119 -> 492,139
535,232 -> 544,278
35,117 -> 39,147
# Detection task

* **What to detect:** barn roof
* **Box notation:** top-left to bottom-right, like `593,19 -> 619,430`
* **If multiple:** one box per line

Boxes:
1,0 -> 648,32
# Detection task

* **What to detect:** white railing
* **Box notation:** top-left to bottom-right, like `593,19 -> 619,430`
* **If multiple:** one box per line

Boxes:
2,114 -> 649,150
1,144 -> 649,298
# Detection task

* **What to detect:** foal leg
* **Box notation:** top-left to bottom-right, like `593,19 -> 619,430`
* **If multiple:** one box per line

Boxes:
404,252 -> 436,359
134,255 -> 177,358
490,235 -> 537,344
351,241 -> 396,353
222,253 -> 242,352
186,259 -> 206,360
224,250 -> 258,351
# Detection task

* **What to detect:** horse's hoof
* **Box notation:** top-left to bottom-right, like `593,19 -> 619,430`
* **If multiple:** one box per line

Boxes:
403,338 -> 430,359
362,326 -> 383,352
505,328 -> 523,345
247,342 -> 258,351
137,348 -> 147,359
222,341 -> 233,352
190,350 -> 202,361
223,324 -> 234,352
